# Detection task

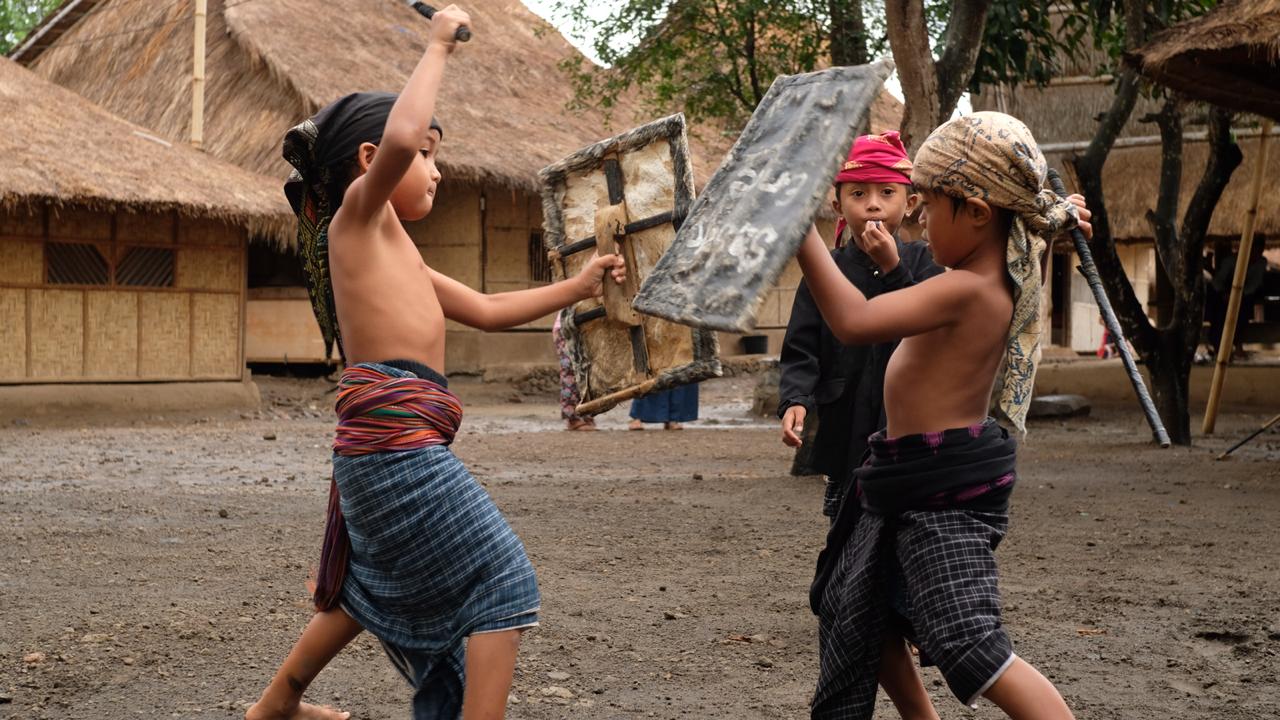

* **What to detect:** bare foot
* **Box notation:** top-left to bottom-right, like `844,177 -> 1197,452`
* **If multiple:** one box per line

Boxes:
629,419 -> 644,431
245,698 -> 350,720
664,422 -> 683,431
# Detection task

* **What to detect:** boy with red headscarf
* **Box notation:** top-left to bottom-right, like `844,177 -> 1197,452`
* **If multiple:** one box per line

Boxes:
778,130 -> 943,716
779,131 -> 942,509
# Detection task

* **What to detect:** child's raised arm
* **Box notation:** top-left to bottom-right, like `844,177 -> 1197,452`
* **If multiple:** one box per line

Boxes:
796,225 -> 975,344
340,5 -> 470,224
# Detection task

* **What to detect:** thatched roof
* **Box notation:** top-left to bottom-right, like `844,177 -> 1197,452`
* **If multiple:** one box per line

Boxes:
1048,130 -> 1280,242
19,0 -> 738,193
19,0 -> 902,194
1127,0 -> 1280,121
0,56 -> 290,242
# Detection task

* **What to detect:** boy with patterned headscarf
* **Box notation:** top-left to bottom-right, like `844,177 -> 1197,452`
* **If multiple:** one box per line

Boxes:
246,7 -> 626,720
796,112 -> 1092,720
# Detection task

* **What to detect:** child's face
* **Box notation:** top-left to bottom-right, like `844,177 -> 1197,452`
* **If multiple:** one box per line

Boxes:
918,188 -> 993,268
831,182 -> 918,240
389,130 -> 443,221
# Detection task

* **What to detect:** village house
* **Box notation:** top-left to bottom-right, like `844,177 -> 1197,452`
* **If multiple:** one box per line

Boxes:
0,57 -> 289,399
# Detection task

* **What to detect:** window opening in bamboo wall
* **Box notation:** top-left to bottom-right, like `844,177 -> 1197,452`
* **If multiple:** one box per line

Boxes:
46,242 -> 109,285
529,231 -> 552,283
116,247 -> 176,287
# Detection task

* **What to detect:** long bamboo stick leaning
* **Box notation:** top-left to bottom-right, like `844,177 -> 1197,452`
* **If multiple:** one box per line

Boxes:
1203,120 -> 1273,435
1047,169 -> 1171,447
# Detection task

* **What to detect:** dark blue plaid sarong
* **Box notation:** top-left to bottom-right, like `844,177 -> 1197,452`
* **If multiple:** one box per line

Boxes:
334,363 -> 540,719
812,419 -> 1018,719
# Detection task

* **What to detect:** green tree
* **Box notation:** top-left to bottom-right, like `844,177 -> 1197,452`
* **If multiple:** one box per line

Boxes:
1,0 -> 63,55
550,0 -> 1075,147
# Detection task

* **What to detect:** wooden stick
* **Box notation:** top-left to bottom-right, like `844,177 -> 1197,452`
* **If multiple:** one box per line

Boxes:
1203,119 -> 1273,435
1216,413 -> 1280,461
191,0 -> 207,150
1047,169 -> 1171,447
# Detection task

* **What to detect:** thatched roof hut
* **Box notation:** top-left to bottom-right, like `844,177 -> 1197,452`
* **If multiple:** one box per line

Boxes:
0,57 -> 290,384
15,0 -> 737,194
0,56 -> 289,242
1047,135 -> 1280,242
1126,0 -> 1280,122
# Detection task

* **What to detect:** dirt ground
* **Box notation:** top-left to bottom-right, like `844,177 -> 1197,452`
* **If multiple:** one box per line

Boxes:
1,372 -> 1278,719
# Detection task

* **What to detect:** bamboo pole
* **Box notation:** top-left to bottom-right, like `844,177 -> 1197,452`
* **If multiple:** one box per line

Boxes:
1203,119 -> 1273,435
1047,169 -> 1171,447
191,0 -> 207,150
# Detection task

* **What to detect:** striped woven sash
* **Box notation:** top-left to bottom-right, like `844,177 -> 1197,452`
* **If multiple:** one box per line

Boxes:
314,365 -> 464,611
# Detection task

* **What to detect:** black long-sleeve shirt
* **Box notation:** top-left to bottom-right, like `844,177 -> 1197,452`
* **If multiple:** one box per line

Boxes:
778,238 -> 944,482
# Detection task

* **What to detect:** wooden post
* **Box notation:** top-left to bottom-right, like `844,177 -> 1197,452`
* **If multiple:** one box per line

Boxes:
191,0 -> 207,150
1202,119 -> 1273,435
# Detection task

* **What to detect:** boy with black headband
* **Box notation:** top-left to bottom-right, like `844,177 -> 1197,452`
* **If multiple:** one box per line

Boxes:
246,7 -> 625,719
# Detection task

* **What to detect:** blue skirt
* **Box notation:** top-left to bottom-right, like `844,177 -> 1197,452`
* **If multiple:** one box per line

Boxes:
629,383 -> 699,423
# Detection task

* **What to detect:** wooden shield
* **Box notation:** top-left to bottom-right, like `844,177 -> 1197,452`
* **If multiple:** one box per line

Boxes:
540,114 -> 721,416
633,61 -> 894,332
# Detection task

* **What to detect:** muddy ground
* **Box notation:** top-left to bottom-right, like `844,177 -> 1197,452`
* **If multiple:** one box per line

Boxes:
1,373 -> 1278,719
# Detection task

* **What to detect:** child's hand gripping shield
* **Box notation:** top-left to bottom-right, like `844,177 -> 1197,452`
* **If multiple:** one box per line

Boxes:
633,61 -> 894,332
539,114 -> 722,416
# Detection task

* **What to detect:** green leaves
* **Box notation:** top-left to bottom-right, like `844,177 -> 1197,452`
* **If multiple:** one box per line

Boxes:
0,0 -> 62,55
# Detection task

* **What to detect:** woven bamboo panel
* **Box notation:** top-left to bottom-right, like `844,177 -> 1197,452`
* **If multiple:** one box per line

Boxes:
48,206 -> 111,242
138,293 -> 190,378
0,288 -> 26,380
0,210 -> 42,238
191,293 -> 240,378
85,291 -> 139,379
0,238 -> 42,284
179,218 -> 239,247
117,211 -> 174,245
176,247 -> 241,291
29,289 -> 84,379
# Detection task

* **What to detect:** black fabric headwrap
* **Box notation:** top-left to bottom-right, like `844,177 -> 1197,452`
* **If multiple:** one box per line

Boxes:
281,92 -> 443,360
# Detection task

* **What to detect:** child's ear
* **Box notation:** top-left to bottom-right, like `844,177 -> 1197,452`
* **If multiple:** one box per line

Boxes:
355,142 -> 378,173
965,197 -> 993,228
905,192 -> 920,214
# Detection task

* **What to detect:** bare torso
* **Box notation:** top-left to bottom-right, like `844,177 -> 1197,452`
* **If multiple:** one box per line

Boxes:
882,278 -> 1012,437
329,206 -> 447,371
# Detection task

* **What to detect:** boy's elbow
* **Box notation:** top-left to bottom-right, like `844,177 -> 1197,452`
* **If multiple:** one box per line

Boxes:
831,321 -> 862,345
380,122 -> 423,151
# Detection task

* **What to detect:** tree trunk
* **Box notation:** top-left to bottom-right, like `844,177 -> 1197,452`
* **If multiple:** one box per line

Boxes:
934,0 -> 993,123
884,0 -> 939,153
828,0 -> 867,66
1147,331 -> 1193,445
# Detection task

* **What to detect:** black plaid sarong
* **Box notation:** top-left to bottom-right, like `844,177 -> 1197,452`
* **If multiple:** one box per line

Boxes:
811,419 -> 1018,719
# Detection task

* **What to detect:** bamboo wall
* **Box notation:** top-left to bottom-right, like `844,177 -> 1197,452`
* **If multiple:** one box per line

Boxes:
0,205 -> 246,383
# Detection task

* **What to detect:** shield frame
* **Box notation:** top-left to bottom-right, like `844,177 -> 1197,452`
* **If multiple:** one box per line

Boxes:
539,113 -> 721,416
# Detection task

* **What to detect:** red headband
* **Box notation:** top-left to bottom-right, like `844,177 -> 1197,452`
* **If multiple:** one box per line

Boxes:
832,131 -> 913,246
834,131 -> 912,186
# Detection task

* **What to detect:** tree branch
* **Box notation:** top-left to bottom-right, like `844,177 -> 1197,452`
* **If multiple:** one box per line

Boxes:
934,0 -> 993,122
884,0 -> 939,153
1144,96 -> 1183,314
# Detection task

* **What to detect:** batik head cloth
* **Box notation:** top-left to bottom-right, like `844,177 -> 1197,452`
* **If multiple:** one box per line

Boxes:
281,92 -> 443,360
910,111 -> 1078,433
832,130 -> 914,244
